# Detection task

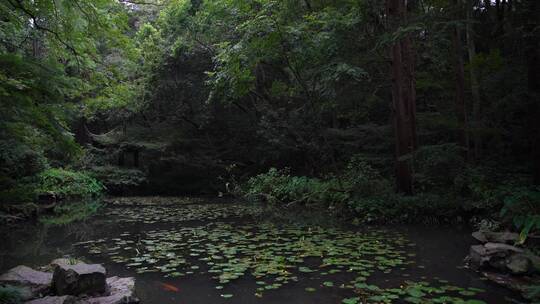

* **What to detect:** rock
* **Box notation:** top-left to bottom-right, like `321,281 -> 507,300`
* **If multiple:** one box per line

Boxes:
492,231 -> 520,244
0,265 -> 53,300
469,245 -> 489,267
472,231 -> 520,244
472,231 -> 488,243
77,277 -> 138,304
481,271 -> 531,293
25,296 -> 77,304
481,270 -> 540,300
469,243 -> 526,272
526,251 -> 540,272
506,254 -> 533,274
484,242 -> 523,254
52,263 -> 106,296
468,242 -> 540,275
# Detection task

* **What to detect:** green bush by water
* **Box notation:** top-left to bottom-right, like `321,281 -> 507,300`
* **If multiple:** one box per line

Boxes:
245,153 -> 539,226
0,285 -> 23,304
36,168 -> 104,200
500,186 -> 540,243
1,167 -> 104,225
246,167 -> 349,207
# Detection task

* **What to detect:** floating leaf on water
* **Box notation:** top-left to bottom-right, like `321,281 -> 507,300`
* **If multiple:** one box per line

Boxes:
342,297 -> 360,304
322,281 -> 334,287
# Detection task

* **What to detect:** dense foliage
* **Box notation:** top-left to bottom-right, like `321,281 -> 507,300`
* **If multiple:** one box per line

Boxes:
36,168 -> 103,199
1,0 -> 539,236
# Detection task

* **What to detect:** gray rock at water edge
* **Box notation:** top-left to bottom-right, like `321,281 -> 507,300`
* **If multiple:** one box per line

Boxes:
25,296 -> 78,304
481,271 -> 540,300
484,242 -> 523,254
472,231 -> 519,244
77,277 -> 139,304
0,265 -> 53,300
506,254 -> 534,275
52,263 -> 106,296
469,243 -> 538,274
469,243 -> 518,269
469,245 -> 490,267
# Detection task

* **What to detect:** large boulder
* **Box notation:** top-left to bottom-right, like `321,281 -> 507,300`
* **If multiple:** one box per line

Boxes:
25,296 -> 77,304
78,277 -> 139,304
469,245 -> 490,267
506,254 -> 533,275
468,242 -> 539,275
469,242 -> 522,267
52,263 -> 106,296
0,265 -> 53,300
484,242 -> 523,254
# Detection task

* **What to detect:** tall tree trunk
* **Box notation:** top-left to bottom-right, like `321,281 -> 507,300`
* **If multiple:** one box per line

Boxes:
453,0 -> 469,160
525,0 -> 540,183
387,0 -> 417,194
466,0 -> 482,160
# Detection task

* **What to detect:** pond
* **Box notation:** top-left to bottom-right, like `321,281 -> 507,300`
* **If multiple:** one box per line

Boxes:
0,197 -> 521,303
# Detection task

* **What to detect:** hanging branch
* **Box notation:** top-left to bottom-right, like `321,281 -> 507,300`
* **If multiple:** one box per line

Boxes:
6,0 -> 82,67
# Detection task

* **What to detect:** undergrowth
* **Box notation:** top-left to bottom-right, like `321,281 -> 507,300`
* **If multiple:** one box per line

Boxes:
0,285 -> 23,304
245,151 -> 539,231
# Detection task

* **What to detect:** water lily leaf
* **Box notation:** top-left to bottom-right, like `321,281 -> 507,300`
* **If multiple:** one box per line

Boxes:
342,297 -> 360,304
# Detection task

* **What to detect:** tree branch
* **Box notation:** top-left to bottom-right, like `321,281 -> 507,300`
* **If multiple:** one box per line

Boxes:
7,0 -> 81,61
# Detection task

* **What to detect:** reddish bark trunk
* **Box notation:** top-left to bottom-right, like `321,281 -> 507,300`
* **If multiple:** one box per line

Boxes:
387,0 -> 417,194
525,0 -> 540,183
453,0 -> 469,160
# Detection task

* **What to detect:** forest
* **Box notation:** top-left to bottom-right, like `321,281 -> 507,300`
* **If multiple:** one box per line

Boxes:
0,0 -> 539,303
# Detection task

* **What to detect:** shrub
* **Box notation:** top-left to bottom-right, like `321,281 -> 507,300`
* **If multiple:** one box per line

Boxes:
0,140 -> 47,181
0,285 -> 23,304
0,140 -> 47,203
0,181 -> 37,203
414,143 -> 465,192
36,168 -> 104,200
245,159 -> 391,210
500,186 -> 540,244
340,156 -> 393,198
245,168 -> 342,206
89,166 -> 147,194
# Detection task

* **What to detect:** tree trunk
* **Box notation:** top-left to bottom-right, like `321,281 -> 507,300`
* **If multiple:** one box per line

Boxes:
387,0 -> 417,194
453,0 -> 469,160
74,116 -> 90,145
466,0 -> 482,160
525,0 -> 540,183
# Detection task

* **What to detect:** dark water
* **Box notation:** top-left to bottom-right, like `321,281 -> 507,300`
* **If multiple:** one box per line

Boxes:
0,199 -> 522,304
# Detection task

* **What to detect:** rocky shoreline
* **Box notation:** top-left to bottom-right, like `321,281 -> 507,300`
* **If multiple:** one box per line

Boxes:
466,230 -> 540,301
0,259 -> 138,304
